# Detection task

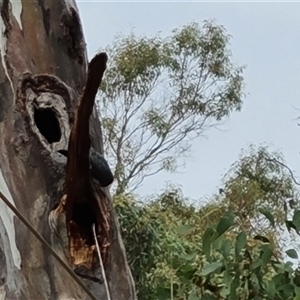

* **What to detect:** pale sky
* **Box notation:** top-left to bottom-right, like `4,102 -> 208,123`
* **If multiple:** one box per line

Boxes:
77,1 -> 300,203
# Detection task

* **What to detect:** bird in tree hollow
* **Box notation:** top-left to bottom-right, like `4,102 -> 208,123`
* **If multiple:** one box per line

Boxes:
58,147 -> 114,187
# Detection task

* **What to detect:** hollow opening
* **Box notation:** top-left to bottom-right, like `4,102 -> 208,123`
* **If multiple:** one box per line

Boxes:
34,107 -> 61,143
71,202 -> 97,246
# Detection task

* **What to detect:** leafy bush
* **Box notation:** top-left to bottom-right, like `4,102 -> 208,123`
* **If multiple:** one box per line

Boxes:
114,147 -> 300,299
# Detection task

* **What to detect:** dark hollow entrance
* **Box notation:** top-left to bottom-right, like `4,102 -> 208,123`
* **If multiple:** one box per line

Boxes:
34,107 -> 61,144
72,202 -> 97,246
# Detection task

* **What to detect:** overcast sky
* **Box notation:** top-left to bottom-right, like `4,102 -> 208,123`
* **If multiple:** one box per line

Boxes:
77,2 -> 300,203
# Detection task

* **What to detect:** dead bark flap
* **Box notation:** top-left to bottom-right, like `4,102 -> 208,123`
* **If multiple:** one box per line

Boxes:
55,53 -> 112,270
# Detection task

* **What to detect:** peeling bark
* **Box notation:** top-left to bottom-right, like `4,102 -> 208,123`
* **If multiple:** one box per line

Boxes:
0,0 -> 135,299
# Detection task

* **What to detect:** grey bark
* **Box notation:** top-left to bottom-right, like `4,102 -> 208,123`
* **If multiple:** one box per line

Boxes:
0,0 -> 135,299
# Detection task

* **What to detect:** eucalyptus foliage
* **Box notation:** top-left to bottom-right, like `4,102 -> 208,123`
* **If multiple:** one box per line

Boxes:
114,147 -> 300,300
97,21 -> 245,195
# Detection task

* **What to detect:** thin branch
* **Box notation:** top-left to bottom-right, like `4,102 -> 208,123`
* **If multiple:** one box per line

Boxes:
129,166 -> 166,192
265,157 -> 300,186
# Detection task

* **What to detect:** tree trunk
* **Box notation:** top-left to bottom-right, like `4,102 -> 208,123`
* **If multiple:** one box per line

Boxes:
0,1 -> 135,299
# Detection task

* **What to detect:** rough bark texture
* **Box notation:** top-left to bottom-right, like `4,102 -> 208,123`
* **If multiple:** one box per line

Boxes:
0,1 -> 135,299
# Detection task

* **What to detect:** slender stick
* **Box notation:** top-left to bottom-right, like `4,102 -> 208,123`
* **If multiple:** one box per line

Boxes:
92,224 -> 111,300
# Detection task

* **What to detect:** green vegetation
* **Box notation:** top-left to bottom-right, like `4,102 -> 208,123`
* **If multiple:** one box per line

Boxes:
97,21 -> 300,299
114,147 -> 300,299
97,21 -> 244,195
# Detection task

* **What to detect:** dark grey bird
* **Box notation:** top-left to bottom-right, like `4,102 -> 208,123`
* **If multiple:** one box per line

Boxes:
58,147 -> 114,187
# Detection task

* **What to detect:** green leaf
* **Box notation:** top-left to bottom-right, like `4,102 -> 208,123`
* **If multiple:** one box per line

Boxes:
201,294 -> 217,300
258,208 -> 275,227
202,227 -> 215,259
266,278 -> 276,298
221,239 -> 232,258
223,270 -> 233,285
177,224 -> 194,236
294,287 -> 300,300
293,210 -> 300,231
251,258 -> 262,269
188,293 -> 201,300
277,284 -> 294,296
235,231 -> 246,256
180,253 -> 195,261
156,287 -> 170,299
286,249 -> 298,259
261,246 -> 273,266
200,262 -> 223,276
216,213 -> 234,237
220,287 -> 230,298
178,264 -> 196,279
229,277 -> 239,300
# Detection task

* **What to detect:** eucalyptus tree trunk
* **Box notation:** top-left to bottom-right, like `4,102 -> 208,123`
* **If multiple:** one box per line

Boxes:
0,1 -> 135,299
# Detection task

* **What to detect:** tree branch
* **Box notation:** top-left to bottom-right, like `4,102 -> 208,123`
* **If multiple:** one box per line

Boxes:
264,157 -> 300,186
